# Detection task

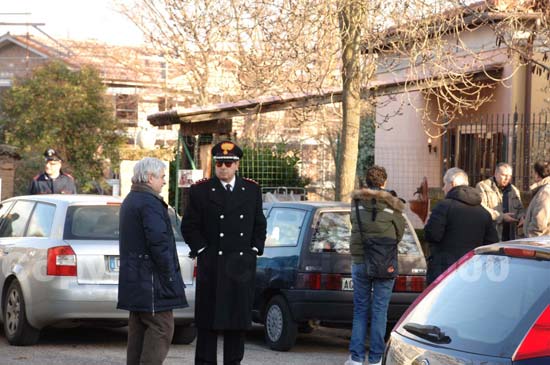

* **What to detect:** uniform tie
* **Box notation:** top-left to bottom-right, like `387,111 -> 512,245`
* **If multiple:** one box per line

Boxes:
225,184 -> 232,193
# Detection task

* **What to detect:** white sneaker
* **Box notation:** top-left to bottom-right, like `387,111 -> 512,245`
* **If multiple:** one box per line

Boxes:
344,356 -> 363,365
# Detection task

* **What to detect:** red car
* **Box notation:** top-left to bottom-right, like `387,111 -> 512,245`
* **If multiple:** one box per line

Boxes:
385,237 -> 550,365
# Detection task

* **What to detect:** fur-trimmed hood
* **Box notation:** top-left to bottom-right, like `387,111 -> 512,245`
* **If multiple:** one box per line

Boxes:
352,188 -> 405,212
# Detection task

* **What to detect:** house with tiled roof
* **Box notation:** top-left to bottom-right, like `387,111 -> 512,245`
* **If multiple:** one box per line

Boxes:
369,0 -> 549,220
0,32 -> 192,145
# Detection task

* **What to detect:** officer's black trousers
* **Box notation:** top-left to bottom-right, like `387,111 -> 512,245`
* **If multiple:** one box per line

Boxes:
195,327 -> 245,365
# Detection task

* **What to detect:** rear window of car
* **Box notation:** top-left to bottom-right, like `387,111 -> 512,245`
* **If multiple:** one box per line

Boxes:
310,211 -> 420,255
399,224 -> 422,255
64,205 -> 183,240
311,211 -> 351,254
65,205 -> 120,240
399,254 -> 550,357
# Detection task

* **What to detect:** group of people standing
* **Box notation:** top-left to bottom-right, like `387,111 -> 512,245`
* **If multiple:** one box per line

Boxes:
426,161 -> 550,283
346,160 -> 550,365
30,141 -> 549,365
477,161 -> 550,240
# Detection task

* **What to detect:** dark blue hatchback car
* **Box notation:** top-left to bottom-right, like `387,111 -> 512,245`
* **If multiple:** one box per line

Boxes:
253,201 -> 427,351
385,237 -> 550,365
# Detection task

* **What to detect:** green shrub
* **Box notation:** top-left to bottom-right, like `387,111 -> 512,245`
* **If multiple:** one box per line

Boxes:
238,144 -> 310,188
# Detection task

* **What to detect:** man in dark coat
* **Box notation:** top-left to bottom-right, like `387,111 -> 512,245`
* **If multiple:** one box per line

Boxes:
181,140 -> 267,365
118,157 -> 188,365
425,167 -> 498,284
29,148 -> 77,194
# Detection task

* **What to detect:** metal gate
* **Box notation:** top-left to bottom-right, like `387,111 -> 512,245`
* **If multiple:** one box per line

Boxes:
442,111 -> 549,189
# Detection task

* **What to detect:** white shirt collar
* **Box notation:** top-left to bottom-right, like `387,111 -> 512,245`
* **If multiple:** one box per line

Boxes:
222,176 -> 236,191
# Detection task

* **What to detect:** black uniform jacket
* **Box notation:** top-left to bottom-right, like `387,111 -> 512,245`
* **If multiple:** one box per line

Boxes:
181,175 -> 267,330
29,172 -> 77,194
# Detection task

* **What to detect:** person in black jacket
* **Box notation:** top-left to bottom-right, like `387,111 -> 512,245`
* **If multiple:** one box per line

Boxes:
29,148 -> 76,194
181,140 -> 267,365
425,167 -> 498,284
117,157 -> 188,365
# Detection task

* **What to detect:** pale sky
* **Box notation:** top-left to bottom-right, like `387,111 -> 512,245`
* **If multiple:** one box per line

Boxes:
0,0 -> 144,46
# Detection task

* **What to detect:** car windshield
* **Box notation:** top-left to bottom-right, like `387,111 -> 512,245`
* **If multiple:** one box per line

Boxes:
400,254 -> 550,357
64,205 -> 183,240
310,211 -> 420,255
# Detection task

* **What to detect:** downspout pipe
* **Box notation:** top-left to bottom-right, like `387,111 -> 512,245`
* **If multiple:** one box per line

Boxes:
522,60 -> 532,190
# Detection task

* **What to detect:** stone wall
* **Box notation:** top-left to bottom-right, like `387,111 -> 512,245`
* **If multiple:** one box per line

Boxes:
0,155 -> 18,200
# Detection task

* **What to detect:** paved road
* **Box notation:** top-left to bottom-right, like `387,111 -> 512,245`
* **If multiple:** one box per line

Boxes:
0,325 -> 351,365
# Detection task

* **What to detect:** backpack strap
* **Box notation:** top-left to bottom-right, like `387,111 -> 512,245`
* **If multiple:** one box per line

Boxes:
371,198 -> 377,221
354,199 -> 365,243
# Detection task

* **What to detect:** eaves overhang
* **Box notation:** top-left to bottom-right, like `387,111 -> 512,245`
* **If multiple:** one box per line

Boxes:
147,63 -> 503,127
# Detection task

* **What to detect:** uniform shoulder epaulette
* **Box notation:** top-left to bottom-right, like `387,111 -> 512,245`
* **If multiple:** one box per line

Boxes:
64,173 -> 75,180
32,174 -> 41,181
192,178 -> 209,186
242,177 -> 259,185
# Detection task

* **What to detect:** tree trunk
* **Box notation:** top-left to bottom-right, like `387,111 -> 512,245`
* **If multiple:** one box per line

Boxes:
336,2 -> 362,202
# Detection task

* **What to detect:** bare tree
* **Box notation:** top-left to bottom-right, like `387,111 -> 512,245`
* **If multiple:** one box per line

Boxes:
117,0 -> 550,201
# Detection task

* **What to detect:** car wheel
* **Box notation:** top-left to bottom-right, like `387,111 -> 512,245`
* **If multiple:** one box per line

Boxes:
264,295 -> 297,351
3,280 -> 40,346
172,324 -> 197,344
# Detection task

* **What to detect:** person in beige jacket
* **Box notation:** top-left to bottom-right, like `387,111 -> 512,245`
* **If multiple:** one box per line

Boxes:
476,163 -> 524,241
523,161 -> 550,237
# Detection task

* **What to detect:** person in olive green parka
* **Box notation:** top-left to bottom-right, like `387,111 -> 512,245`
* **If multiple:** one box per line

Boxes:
346,165 -> 405,365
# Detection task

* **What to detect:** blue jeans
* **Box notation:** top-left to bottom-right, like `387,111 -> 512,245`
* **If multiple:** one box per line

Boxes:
349,263 -> 395,364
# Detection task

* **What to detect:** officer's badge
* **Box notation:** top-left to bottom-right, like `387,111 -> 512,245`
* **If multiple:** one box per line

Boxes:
221,142 -> 235,155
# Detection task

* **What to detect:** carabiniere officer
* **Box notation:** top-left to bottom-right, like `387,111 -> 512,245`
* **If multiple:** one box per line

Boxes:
181,140 -> 267,365
29,148 -> 77,195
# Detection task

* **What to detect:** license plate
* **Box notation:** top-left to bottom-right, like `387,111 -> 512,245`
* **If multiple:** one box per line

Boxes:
342,277 -> 353,291
108,256 -> 120,272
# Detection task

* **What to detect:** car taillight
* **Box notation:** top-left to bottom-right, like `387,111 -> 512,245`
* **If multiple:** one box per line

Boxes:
503,247 -> 536,258
324,274 -> 343,290
193,260 -> 197,279
393,275 -> 426,292
393,250 -> 475,330
513,305 -> 550,361
296,273 -> 322,290
295,273 -> 343,290
47,245 -> 77,276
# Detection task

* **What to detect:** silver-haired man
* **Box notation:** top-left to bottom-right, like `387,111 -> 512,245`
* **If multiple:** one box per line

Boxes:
117,157 -> 188,365
425,167 -> 498,284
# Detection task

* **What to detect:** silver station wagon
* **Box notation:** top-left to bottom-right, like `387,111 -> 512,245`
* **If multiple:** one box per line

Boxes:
0,194 -> 195,346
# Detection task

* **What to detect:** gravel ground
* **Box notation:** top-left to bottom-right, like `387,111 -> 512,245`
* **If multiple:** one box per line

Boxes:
0,325 -> 352,365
